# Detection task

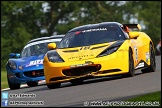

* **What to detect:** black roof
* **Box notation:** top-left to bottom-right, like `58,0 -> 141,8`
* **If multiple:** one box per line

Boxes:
27,35 -> 64,44
68,22 -> 122,32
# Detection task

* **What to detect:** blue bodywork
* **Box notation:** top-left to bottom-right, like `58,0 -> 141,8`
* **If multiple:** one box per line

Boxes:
6,54 -> 45,84
5,35 -> 64,89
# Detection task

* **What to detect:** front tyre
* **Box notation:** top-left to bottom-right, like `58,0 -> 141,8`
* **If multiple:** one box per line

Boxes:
47,83 -> 61,89
7,75 -> 20,90
27,81 -> 38,87
70,78 -> 84,85
141,44 -> 156,73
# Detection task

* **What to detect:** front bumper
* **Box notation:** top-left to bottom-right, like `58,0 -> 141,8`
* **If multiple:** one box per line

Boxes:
6,67 -> 45,84
44,50 -> 129,84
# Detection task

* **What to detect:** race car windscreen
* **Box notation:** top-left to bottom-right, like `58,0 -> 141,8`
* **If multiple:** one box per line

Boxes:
21,40 -> 61,57
58,25 -> 126,48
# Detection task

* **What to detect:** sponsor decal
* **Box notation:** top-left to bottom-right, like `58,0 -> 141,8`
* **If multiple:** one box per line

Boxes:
25,59 -> 43,67
75,31 -> 81,35
146,52 -> 150,62
80,46 -> 90,50
134,46 -> 138,62
70,63 -> 89,68
68,54 -> 94,60
70,61 -> 94,68
82,28 -> 107,33
135,62 -> 144,69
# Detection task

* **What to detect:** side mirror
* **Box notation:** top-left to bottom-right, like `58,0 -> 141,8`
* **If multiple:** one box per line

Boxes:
48,43 -> 57,50
15,53 -> 20,58
9,53 -> 20,58
9,53 -> 16,58
129,32 -> 139,39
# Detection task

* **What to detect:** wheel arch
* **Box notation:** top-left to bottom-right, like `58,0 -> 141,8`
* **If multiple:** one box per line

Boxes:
129,46 -> 133,54
150,41 -> 155,52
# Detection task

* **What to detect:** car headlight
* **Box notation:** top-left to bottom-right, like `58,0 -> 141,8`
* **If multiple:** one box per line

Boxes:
8,60 -> 17,69
47,50 -> 64,62
97,40 -> 124,57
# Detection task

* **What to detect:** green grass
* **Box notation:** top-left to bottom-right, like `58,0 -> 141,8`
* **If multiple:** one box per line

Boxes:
1,71 -> 9,89
125,91 -> 161,107
127,91 -> 161,101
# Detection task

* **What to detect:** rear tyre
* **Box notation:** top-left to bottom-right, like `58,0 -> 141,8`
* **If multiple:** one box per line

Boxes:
47,83 -> 61,89
27,81 -> 38,87
141,44 -> 156,73
122,49 -> 135,77
7,75 -> 20,90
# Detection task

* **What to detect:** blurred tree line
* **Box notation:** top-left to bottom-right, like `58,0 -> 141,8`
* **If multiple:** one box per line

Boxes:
1,1 -> 161,70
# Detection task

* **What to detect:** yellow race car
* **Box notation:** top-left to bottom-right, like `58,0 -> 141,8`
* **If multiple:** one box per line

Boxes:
43,22 -> 156,89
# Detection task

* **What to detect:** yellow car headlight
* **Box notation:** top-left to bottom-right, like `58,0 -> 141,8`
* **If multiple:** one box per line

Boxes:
47,51 -> 64,62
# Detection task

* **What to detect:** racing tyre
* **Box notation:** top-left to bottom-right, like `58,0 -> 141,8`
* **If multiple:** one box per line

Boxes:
122,49 -> 135,77
141,44 -> 156,73
7,75 -> 20,90
47,83 -> 61,89
70,78 -> 84,85
27,81 -> 38,87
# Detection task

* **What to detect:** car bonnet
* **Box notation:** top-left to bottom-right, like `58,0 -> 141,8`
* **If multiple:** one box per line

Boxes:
56,42 -> 115,62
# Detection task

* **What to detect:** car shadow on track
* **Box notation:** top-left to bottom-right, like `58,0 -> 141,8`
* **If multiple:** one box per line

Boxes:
24,72 -> 144,93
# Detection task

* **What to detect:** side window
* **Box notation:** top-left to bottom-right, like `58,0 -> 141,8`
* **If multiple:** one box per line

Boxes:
60,38 -> 70,48
21,48 -> 29,57
27,47 -> 31,56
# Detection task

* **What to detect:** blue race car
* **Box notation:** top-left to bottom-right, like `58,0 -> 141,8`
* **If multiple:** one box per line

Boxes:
6,35 -> 64,90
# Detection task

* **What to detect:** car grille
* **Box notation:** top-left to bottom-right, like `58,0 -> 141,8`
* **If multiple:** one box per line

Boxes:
23,69 -> 44,77
15,73 -> 21,78
62,64 -> 101,76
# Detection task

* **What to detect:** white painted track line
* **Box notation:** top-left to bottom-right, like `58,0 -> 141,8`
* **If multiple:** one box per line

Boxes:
1,80 -> 45,91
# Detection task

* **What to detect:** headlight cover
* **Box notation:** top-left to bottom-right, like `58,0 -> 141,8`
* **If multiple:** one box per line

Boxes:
97,40 -> 124,57
47,50 -> 64,62
8,60 -> 17,69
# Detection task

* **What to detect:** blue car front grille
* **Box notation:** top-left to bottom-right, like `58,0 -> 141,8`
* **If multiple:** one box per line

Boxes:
15,73 -> 21,78
23,69 -> 44,77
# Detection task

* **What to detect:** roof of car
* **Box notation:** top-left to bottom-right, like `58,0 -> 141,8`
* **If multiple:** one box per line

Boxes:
27,35 -> 64,44
68,22 -> 122,32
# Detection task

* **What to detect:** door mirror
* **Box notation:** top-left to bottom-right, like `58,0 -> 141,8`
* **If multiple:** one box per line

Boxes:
9,53 -> 20,58
48,43 -> 57,50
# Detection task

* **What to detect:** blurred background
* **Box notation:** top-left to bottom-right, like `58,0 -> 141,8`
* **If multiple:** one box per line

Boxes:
1,1 -> 161,70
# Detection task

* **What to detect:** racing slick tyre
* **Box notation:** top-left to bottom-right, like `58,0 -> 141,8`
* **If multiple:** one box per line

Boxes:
27,81 -> 38,87
122,49 -> 135,77
47,83 -> 61,89
7,75 -> 20,90
141,44 -> 156,73
70,78 -> 84,85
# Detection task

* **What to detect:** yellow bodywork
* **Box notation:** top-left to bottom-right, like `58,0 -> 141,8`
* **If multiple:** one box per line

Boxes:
43,31 -> 154,85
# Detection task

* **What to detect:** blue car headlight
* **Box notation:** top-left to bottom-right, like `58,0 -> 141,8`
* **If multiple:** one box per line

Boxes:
47,50 -> 64,62
97,40 -> 124,57
7,60 -> 17,69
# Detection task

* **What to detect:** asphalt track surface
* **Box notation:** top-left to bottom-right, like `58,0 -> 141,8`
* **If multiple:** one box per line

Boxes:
1,56 -> 161,107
